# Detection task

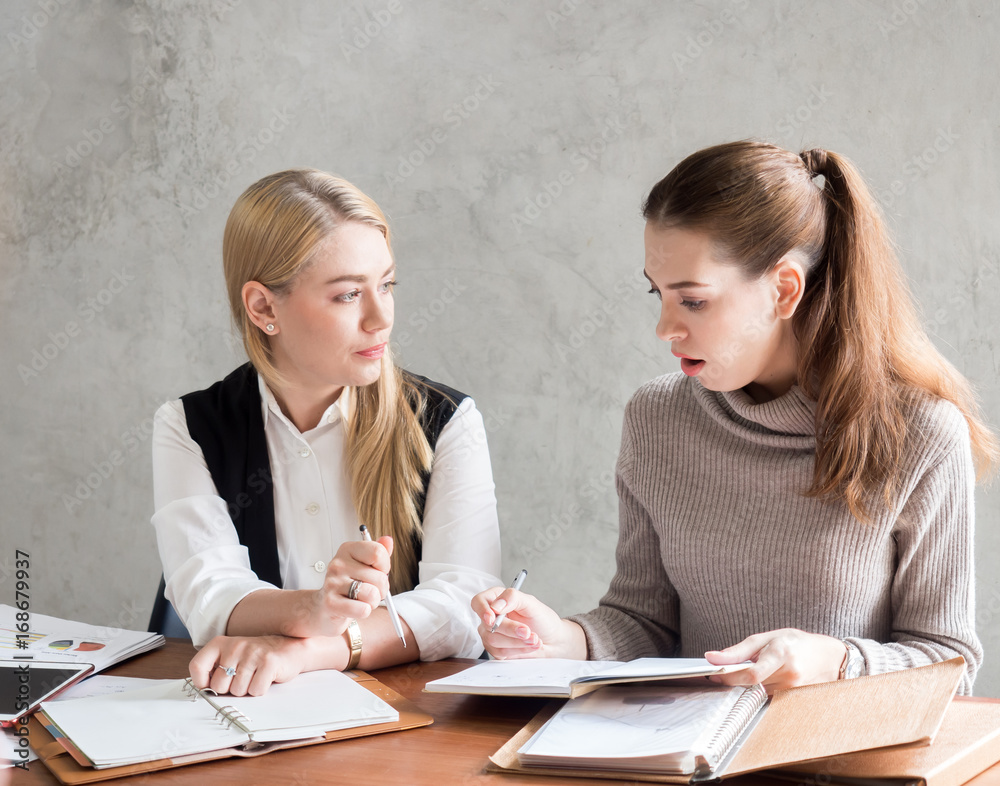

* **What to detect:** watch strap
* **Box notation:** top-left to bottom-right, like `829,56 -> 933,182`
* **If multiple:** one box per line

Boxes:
345,619 -> 363,671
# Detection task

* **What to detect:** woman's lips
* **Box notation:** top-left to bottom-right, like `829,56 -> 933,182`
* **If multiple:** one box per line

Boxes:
673,352 -> 705,377
680,357 -> 705,376
356,343 -> 387,359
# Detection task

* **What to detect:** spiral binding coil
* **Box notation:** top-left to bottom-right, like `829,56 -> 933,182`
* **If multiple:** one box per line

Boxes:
700,683 -> 767,769
181,677 -> 254,734
181,679 -> 200,701
215,706 -> 252,730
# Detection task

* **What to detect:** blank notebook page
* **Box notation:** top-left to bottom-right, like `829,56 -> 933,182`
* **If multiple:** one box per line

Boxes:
41,670 -> 398,766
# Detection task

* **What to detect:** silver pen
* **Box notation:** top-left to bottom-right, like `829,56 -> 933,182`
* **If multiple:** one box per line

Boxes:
359,525 -> 406,647
490,568 -> 528,633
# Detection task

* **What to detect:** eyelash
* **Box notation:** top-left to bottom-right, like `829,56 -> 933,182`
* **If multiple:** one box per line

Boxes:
647,289 -> 706,311
337,280 -> 397,303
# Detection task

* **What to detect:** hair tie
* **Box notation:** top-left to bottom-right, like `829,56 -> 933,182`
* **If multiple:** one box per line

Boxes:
799,148 -> 828,178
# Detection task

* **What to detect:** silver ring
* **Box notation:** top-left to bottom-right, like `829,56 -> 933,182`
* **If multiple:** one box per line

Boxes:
348,579 -> 362,601
219,664 -> 237,677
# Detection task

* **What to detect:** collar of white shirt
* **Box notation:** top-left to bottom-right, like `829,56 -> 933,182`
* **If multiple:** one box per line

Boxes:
257,375 -> 353,435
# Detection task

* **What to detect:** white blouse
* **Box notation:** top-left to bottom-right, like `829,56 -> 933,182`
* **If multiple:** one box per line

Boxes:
151,375 -> 502,657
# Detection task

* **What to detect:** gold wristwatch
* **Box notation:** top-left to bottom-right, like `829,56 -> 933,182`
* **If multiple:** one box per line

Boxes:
345,619 -> 363,671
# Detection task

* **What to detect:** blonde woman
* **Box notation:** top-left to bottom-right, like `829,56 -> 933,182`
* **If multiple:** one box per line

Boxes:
474,140 -> 994,695
152,169 -> 502,696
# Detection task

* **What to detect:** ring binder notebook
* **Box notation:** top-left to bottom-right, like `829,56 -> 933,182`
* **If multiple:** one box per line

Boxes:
29,668 -> 435,785
37,670 -> 401,769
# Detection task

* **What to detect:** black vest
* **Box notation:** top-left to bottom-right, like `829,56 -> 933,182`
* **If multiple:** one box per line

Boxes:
181,364 -> 465,587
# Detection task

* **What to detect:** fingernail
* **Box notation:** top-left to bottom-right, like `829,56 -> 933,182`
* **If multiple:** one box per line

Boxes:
493,599 -> 507,612
516,626 -> 530,640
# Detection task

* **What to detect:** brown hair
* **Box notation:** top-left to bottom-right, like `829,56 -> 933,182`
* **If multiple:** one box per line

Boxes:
643,140 -> 997,521
223,169 -> 432,590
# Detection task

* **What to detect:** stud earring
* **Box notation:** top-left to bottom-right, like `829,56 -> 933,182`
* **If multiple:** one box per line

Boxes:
266,324 -> 275,332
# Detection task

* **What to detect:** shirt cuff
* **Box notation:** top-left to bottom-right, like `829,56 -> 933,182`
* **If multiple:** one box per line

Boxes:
166,572 -> 276,647
391,591 -> 485,661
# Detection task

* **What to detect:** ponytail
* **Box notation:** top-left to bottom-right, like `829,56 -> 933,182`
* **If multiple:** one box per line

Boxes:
794,150 -> 913,517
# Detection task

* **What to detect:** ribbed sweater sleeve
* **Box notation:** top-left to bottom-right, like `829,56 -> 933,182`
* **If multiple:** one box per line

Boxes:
852,409 -> 982,694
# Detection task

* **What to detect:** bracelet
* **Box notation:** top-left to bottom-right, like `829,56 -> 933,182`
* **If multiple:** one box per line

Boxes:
344,619 -> 363,671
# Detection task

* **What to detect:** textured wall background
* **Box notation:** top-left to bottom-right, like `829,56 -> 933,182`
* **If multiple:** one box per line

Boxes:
3,1 -> 999,693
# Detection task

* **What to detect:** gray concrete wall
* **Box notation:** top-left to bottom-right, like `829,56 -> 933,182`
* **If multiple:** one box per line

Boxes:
3,1 -> 999,693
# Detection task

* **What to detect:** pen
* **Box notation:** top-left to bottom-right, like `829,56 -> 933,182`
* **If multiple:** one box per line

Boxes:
490,568 -> 528,633
359,525 -> 406,648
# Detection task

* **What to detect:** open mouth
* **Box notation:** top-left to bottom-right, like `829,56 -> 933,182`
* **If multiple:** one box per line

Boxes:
679,357 -> 705,376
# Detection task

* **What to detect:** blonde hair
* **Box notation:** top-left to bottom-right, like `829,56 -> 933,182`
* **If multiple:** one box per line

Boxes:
643,140 -> 997,522
223,169 -> 433,590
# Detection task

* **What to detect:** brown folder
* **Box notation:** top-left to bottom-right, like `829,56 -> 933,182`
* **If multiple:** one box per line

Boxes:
774,699 -> 1000,786
27,671 -> 433,785
487,658 -> 966,783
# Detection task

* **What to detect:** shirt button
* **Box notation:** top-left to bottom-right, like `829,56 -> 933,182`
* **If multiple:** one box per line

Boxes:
313,561 -> 326,573
299,447 -> 311,458
306,502 -> 320,515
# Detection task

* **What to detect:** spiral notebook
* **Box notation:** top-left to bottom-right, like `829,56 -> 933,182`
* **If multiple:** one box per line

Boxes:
488,658 -> 968,784
516,683 -> 767,777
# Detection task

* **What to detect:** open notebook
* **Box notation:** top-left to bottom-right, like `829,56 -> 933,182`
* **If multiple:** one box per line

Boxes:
39,671 -> 398,768
424,657 -> 750,699
488,658 -> 969,783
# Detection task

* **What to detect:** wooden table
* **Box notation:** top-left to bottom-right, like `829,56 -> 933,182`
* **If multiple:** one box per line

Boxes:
12,640 -> 1000,785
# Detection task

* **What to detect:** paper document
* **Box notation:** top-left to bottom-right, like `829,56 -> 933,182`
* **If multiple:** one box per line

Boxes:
425,657 -> 752,698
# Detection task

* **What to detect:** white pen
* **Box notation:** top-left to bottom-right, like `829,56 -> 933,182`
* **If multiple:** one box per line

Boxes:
359,525 -> 406,648
490,568 -> 528,633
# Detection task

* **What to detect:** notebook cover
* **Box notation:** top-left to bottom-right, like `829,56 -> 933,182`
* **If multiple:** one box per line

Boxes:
27,670 -> 433,785
721,657 -> 965,777
773,700 -> 1000,786
486,658 -> 966,784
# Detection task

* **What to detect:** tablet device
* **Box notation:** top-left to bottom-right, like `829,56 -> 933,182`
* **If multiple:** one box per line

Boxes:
0,661 -> 92,726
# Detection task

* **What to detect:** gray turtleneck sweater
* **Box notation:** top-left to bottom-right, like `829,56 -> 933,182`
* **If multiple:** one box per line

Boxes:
571,374 -> 982,694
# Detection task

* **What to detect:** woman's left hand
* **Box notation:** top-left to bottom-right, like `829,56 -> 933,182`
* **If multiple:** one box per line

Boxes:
189,634 -> 323,696
704,628 -> 847,692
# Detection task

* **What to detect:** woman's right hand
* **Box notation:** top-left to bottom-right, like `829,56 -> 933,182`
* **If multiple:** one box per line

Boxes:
291,536 -> 394,637
472,587 -> 588,660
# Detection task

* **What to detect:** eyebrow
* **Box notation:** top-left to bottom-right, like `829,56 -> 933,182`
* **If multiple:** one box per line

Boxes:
323,265 -> 396,286
642,270 -> 710,289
